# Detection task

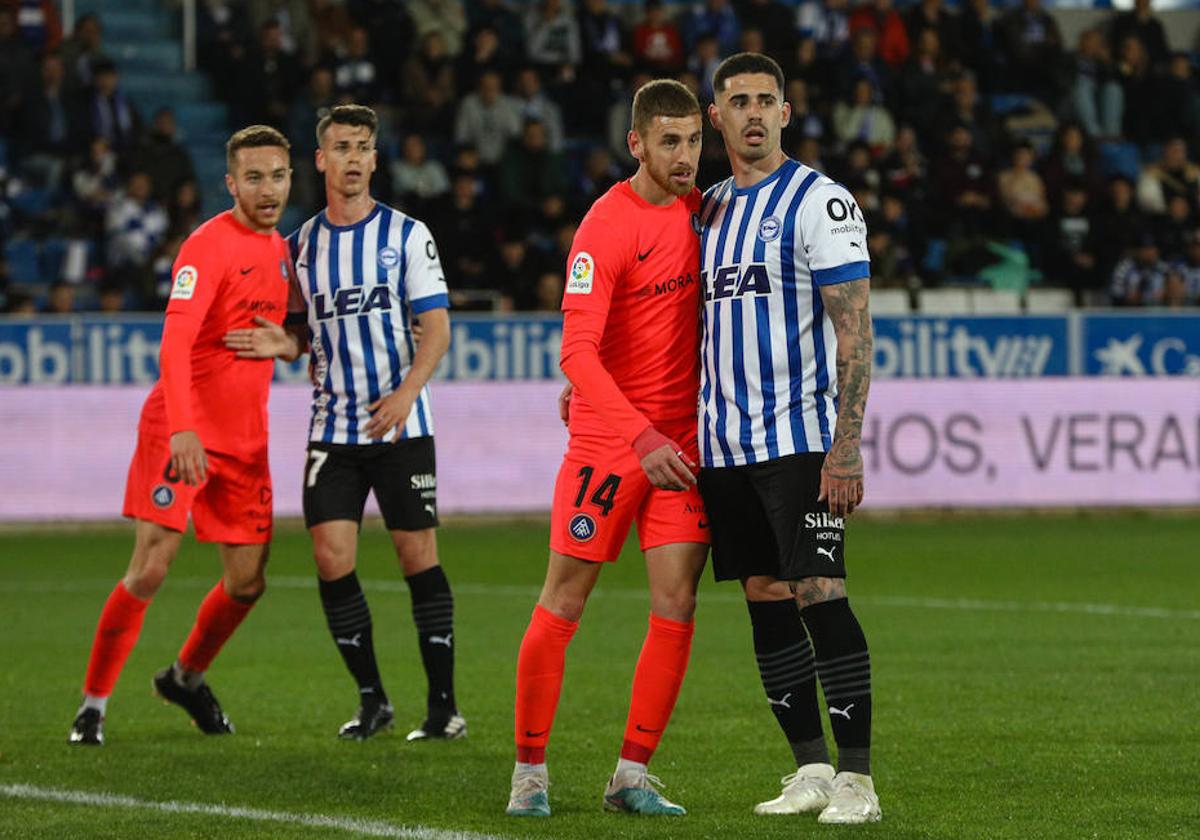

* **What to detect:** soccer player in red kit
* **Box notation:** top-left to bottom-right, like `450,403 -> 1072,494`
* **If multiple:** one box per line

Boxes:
507,80 -> 708,817
68,126 -> 296,745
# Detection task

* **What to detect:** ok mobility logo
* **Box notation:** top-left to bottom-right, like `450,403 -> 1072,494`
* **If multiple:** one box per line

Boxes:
871,317 -> 1068,378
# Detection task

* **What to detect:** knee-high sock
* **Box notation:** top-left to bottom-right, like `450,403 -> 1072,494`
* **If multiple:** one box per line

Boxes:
514,604 -> 578,765
177,582 -> 254,674
83,581 -> 150,697
407,565 -> 456,717
748,598 -> 829,767
802,597 -> 872,775
319,571 -> 385,700
620,613 -> 695,765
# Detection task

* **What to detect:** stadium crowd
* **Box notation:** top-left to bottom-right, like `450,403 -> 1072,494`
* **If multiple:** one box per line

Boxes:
2,0 -> 1200,313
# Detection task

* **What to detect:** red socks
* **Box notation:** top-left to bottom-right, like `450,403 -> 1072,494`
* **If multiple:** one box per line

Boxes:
83,582 -> 150,697
620,613 -> 695,764
514,604 -> 578,764
177,582 -> 254,673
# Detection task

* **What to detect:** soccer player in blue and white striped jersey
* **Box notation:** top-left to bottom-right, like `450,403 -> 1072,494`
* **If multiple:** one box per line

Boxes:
231,105 -> 463,743
696,54 -> 881,824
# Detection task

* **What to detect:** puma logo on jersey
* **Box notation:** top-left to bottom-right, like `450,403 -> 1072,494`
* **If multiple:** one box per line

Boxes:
817,546 -> 838,562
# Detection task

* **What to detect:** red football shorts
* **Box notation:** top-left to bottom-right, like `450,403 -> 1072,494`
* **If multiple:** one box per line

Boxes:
550,420 -> 710,563
122,427 -> 273,544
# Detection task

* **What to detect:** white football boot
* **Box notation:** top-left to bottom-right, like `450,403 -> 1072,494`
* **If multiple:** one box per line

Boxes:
754,762 -> 835,815
817,771 -> 882,824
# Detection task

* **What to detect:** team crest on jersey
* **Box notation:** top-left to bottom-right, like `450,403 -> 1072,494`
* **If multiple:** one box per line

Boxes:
280,259 -> 289,280
170,265 -> 198,300
377,246 -> 400,269
691,212 -> 702,236
566,251 -> 594,295
568,513 -> 596,542
758,216 -> 782,242
151,484 -> 175,509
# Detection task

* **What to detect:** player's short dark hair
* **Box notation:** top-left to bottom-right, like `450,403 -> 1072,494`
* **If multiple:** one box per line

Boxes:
631,79 -> 701,136
225,124 -> 290,171
316,104 -> 379,146
712,52 -> 785,98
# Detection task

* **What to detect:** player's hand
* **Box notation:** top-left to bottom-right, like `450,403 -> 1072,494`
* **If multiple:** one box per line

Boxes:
819,441 -> 864,518
558,382 -> 573,426
633,427 -> 697,491
365,387 -> 417,441
224,316 -> 290,359
169,430 -> 208,487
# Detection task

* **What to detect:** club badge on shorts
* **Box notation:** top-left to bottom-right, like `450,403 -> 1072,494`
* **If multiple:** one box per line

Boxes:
151,484 -> 175,509
568,513 -> 596,542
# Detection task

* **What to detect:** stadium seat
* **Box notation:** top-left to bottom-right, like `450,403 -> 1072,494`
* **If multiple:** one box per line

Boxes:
916,288 -> 972,315
1098,141 -> 1141,181
4,238 -> 41,284
869,288 -> 911,315
970,288 -> 1022,314
1025,288 -> 1075,313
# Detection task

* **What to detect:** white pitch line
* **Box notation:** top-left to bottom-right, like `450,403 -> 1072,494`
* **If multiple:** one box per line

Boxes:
0,784 -> 506,840
2,576 -> 1198,622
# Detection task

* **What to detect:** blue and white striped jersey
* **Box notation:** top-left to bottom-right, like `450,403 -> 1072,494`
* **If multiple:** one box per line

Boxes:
699,159 -> 870,468
288,202 -> 449,445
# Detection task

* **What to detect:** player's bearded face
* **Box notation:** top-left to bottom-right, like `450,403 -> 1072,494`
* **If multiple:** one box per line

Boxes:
636,113 -> 703,197
228,146 -> 292,231
317,124 -> 378,198
711,73 -> 791,163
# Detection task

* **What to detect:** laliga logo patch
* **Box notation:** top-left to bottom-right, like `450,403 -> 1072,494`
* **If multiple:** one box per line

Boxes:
758,216 -> 782,242
151,484 -> 175,509
566,251 -> 594,295
568,513 -> 596,542
170,265 -> 198,300
377,246 -> 400,270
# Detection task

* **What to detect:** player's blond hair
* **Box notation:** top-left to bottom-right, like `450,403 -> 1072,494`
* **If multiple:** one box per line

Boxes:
316,104 -> 379,146
225,125 -> 290,171
631,79 -> 701,136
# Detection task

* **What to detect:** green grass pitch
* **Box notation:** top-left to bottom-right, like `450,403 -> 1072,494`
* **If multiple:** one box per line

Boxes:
1,514 -> 1197,839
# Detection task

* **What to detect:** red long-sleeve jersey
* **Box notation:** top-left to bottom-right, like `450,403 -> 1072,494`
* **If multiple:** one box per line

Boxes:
138,211 -> 292,456
560,180 -> 702,448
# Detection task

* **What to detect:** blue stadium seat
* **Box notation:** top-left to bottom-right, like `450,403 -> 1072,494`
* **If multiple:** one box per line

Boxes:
10,188 -> 53,217
40,238 -> 68,283
1098,141 -> 1141,181
4,239 -> 40,284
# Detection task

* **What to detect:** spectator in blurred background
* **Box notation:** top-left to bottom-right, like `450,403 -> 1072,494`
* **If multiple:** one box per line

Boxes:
458,25 -> 509,93
1041,122 -> 1103,205
71,136 -> 118,238
17,51 -> 84,187
333,26 -> 380,106
1153,194 -> 1194,261
1114,35 -> 1156,146
1157,53 -> 1200,143
1109,0 -> 1168,71
935,71 -> 997,160
7,0 -> 61,56
1069,28 -> 1122,138
743,0 -> 798,63
836,26 -> 891,106
88,60 -> 140,155
904,0 -> 958,64
796,0 -> 850,64
997,140 -> 1049,260
849,0 -> 908,68
898,28 -> 950,147
525,0 -> 581,79
167,179 -> 202,238
248,0 -> 315,65
0,9 -> 33,134
59,12 -> 107,93
499,118 -> 567,215
833,77 -> 894,153
105,170 -> 167,294
44,279 -> 74,314
1111,233 -> 1169,306
513,66 -> 565,152
1137,137 -> 1200,216
455,69 -> 522,166
633,0 -> 684,73
684,0 -> 739,54
236,19 -> 303,128
1093,175 -> 1145,291
408,0 -> 467,57
1046,180 -> 1099,301
1168,230 -> 1200,306
468,0 -> 524,63
995,0 -> 1063,104
428,168 -> 496,297
402,30 -> 458,135
574,145 -> 620,214
391,133 -> 451,210
137,109 -> 196,205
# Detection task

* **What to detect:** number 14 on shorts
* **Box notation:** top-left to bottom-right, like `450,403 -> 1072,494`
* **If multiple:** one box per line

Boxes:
574,466 -> 621,516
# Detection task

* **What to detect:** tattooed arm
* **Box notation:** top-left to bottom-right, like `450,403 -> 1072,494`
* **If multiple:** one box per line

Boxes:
818,277 -> 872,517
